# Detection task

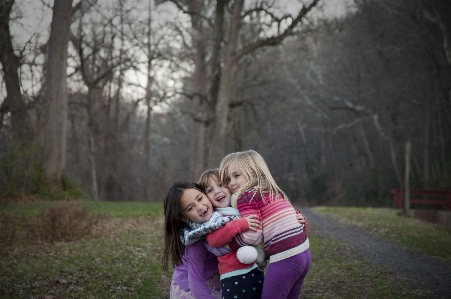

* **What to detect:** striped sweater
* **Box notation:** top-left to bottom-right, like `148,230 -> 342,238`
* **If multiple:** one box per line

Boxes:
229,188 -> 309,262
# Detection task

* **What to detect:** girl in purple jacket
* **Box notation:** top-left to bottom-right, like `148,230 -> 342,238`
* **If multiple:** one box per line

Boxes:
162,181 -> 221,299
162,181 -> 260,299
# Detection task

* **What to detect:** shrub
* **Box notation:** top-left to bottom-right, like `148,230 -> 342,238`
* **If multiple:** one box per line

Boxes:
425,159 -> 451,190
0,204 -> 100,249
0,141 -> 88,200
0,212 -> 26,250
36,204 -> 99,242
0,142 -> 44,198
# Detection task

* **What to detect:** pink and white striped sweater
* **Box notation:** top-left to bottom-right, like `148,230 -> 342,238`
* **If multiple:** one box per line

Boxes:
229,188 -> 309,263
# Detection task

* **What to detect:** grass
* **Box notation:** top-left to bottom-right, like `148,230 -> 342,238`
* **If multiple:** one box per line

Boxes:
1,201 -> 449,298
301,235 -> 431,298
313,206 -> 451,262
0,200 -> 170,299
0,200 -> 163,218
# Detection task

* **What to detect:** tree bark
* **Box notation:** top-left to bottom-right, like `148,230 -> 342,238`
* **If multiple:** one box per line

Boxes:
208,0 -> 244,167
40,0 -> 73,187
0,0 -> 32,145
359,123 -> 374,168
189,0 -> 208,179
87,118 -> 99,201
403,141 -> 411,216
207,0 -> 319,166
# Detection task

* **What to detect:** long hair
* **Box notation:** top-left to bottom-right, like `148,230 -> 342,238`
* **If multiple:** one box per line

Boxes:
198,168 -> 220,192
162,181 -> 203,271
219,150 -> 288,203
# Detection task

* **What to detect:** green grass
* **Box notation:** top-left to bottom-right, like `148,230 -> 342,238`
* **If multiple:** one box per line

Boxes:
84,201 -> 164,218
0,200 -> 169,299
1,201 -> 448,298
0,200 -> 164,219
1,222 -> 169,298
313,206 -> 451,261
302,235 -> 431,298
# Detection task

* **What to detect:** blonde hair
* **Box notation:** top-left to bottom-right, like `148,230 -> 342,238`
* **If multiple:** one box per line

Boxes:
219,150 -> 288,203
198,169 -> 220,192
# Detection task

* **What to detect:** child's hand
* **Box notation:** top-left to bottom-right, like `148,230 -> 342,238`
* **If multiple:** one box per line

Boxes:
246,215 -> 261,231
296,213 -> 305,224
296,210 -> 307,231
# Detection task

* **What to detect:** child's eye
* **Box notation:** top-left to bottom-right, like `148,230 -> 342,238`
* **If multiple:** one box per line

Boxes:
207,188 -> 213,193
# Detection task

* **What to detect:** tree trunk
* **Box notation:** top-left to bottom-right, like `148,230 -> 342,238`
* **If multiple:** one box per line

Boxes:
360,123 -> 374,168
41,0 -> 73,187
423,104 -> 430,184
208,0 -> 244,167
88,119 -> 99,200
87,88 -> 100,200
403,141 -> 411,216
189,0 -> 208,179
144,94 -> 152,200
191,102 -> 206,178
208,61 -> 238,167
0,0 -> 32,144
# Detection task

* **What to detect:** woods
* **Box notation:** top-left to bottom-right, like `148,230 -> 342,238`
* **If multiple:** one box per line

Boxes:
1,0 -> 450,205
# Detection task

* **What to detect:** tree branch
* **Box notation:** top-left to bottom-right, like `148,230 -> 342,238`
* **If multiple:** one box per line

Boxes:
167,0 -> 213,27
236,0 -> 319,60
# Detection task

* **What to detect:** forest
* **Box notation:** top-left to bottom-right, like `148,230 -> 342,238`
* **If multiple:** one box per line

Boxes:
1,0 -> 450,206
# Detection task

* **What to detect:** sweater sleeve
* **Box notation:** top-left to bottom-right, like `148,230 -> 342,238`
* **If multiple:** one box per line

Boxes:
230,190 -> 263,249
185,241 -> 219,299
206,218 -> 249,247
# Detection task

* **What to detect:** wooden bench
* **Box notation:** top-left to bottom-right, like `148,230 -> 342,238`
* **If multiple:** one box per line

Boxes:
391,189 -> 451,210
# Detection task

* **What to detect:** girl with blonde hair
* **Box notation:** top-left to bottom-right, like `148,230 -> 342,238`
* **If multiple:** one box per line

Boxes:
219,150 -> 311,299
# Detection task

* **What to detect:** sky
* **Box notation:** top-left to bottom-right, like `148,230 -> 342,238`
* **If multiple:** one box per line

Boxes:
11,0 -> 353,46
4,0 -> 354,101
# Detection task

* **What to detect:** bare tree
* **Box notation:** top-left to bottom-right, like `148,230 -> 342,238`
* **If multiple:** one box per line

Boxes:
170,0 -> 320,168
38,0 -> 74,189
0,0 -> 32,144
68,3 -> 126,199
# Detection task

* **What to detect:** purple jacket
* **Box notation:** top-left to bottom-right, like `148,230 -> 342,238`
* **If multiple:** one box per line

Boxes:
172,239 -> 220,298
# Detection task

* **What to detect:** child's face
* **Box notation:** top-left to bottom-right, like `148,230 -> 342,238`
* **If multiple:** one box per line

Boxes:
179,188 -> 213,224
205,177 -> 231,209
226,161 -> 248,194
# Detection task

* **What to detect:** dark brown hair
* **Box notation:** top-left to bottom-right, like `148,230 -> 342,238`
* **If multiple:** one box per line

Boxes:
162,181 -> 203,271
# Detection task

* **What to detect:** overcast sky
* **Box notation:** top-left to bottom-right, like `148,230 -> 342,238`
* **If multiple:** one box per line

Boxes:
12,0 -> 353,46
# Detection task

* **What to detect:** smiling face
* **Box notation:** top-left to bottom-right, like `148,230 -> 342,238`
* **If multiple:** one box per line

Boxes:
226,161 -> 249,194
205,177 -> 232,209
179,188 -> 213,224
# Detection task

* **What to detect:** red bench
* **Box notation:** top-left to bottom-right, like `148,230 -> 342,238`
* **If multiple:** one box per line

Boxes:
391,189 -> 451,210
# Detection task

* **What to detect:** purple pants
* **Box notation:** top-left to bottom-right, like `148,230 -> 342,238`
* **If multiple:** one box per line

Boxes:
262,249 -> 311,299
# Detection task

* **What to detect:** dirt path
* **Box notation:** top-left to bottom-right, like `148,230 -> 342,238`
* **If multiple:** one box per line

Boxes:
301,208 -> 451,299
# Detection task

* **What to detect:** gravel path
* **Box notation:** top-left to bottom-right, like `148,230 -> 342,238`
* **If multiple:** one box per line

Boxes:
301,208 -> 451,299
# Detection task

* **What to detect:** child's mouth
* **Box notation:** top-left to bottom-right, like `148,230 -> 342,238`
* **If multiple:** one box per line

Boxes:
216,196 -> 225,202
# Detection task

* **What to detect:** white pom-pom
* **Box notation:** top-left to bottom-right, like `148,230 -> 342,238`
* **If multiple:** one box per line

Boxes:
237,246 -> 258,264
